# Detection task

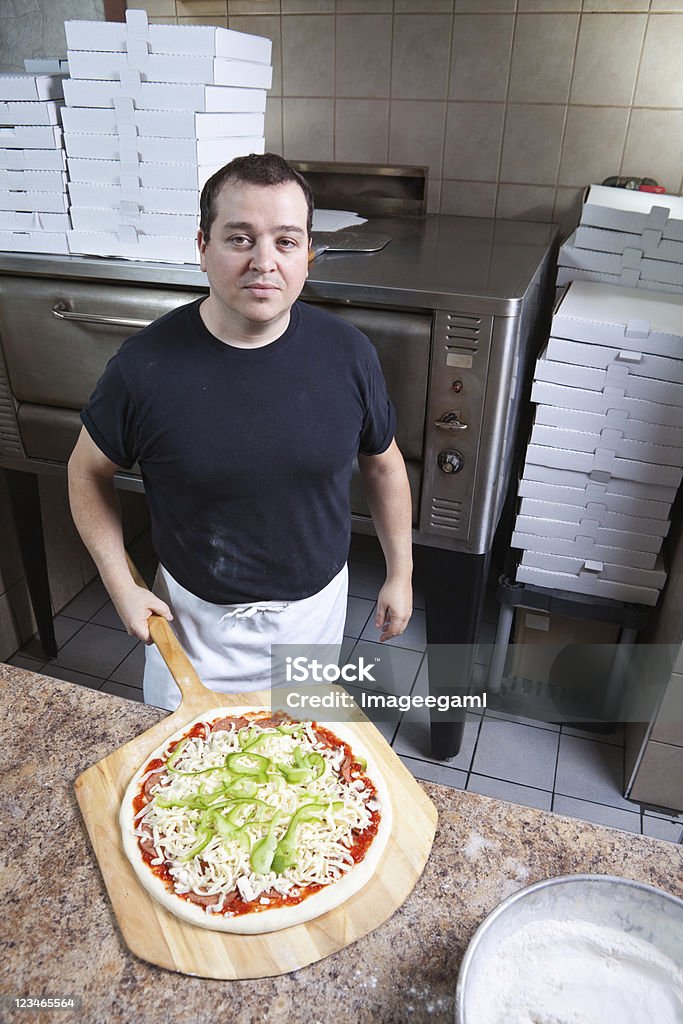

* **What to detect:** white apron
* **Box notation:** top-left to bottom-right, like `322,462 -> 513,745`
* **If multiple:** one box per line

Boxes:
143,563 -> 348,711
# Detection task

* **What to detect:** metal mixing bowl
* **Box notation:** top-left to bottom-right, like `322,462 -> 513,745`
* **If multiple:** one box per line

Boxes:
455,874 -> 683,1024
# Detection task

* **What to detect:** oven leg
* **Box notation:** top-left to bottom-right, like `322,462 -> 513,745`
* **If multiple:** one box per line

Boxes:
418,546 -> 490,760
4,468 -> 57,659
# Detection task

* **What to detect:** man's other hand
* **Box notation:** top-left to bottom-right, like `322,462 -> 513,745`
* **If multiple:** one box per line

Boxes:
375,578 -> 413,642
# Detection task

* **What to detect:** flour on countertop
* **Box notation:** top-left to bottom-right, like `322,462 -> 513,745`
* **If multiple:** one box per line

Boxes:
463,831 -> 499,859
467,917 -> 683,1024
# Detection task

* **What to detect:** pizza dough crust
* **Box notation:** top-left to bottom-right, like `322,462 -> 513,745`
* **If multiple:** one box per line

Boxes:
119,707 -> 393,934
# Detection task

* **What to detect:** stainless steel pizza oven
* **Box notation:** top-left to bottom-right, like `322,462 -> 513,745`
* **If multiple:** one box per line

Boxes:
0,194 -> 557,759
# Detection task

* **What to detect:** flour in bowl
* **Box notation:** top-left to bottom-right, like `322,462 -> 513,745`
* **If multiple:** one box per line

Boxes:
467,917 -> 683,1024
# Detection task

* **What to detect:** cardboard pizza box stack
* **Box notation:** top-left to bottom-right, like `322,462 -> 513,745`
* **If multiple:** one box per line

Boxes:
557,185 -> 683,301
512,279 -> 683,607
0,68 -> 70,254
63,8 -> 272,264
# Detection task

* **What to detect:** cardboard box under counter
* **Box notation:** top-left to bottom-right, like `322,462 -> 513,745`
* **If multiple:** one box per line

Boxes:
574,224 -> 683,265
559,234 -> 683,289
65,16 -> 271,65
67,50 -> 273,91
580,184 -> 683,243
62,79 -> 267,114
555,265 -> 683,296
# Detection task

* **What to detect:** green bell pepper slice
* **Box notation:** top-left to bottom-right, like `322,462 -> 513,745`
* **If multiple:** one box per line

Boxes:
249,810 -> 283,874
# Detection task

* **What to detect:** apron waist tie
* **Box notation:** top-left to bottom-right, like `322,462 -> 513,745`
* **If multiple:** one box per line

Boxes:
219,603 -> 290,623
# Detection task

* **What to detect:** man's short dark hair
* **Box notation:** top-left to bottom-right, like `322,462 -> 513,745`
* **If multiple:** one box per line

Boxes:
199,152 -> 314,241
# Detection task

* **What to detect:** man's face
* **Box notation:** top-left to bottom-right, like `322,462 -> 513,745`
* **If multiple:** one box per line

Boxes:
197,179 -> 310,335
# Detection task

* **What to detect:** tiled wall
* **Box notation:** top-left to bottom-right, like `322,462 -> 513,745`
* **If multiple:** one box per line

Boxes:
0,0 -> 104,73
132,0 -> 683,233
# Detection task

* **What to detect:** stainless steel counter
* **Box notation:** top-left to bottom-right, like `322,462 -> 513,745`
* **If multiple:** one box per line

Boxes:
0,214 -> 557,316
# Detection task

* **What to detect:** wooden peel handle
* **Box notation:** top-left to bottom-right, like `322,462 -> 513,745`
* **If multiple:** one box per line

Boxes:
125,552 -> 209,701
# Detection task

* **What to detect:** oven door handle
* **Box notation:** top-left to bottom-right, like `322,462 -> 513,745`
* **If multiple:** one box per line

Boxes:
52,303 -> 152,330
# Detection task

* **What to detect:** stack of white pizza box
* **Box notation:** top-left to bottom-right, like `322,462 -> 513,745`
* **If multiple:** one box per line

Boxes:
512,279 -> 683,607
0,68 -> 69,254
557,185 -> 683,300
63,8 -> 272,263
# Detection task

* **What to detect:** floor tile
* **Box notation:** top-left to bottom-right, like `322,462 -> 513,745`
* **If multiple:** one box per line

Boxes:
40,662 -> 104,691
340,635 -> 357,665
360,607 -> 426,651
5,653 -> 46,672
344,596 -> 375,638
343,684 -> 399,744
19,614 -> 85,660
53,622 -> 138,679
485,707 -> 560,732
108,641 -> 145,688
640,804 -> 683,823
348,639 -> 422,696
561,723 -> 625,746
467,773 -> 552,811
60,578 -> 110,621
471,718 -> 559,791
100,679 -> 145,703
398,754 -> 467,790
393,712 -> 481,771
552,794 -> 641,834
554,733 -> 632,812
347,560 -> 385,600
641,814 -> 683,844
90,600 -> 126,632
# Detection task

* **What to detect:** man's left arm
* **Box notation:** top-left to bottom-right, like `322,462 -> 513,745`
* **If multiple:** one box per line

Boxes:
358,439 -> 413,642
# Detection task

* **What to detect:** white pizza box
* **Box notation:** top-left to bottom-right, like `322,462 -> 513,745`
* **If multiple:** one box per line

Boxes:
546,336 -> 683,386
0,189 -> 69,213
518,497 -> 667,540
511,529 -> 659,570
65,12 -> 271,65
61,103 -> 266,138
515,562 -> 661,607
0,124 -> 62,149
532,402 -> 683,449
551,280 -> 683,357
0,73 -> 65,102
0,168 -> 67,193
555,265 -> 683,297
69,205 -> 198,237
24,59 -> 70,74
63,127 -> 265,164
534,352 -> 683,410
519,460 -> 678,507
581,185 -> 683,244
66,155 -> 225,191
529,423 -> 683,470
68,180 -> 199,216
0,100 -> 63,126
67,50 -> 273,91
0,229 -> 68,254
0,148 -> 66,171
515,506 -> 663,554
574,223 -> 683,265
67,228 -> 199,264
524,442 -> 683,489
63,78 -> 267,114
0,209 -> 70,232
559,233 -> 683,288
530,379 -> 683,430
519,549 -> 666,591
517,479 -> 672,530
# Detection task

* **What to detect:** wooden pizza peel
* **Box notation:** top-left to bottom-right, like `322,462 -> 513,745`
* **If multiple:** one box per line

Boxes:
74,557 -> 438,979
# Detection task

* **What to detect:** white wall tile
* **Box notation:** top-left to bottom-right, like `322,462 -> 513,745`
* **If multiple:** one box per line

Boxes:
283,97 -> 334,160
229,15 -> 282,95
440,180 -> 497,217
508,14 -> 579,104
559,106 -> 629,187
496,183 -> 556,221
621,108 -> 683,193
570,13 -> 646,106
449,14 -> 515,102
335,99 -> 389,163
391,15 -> 453,100
282,15 -> 335,96
443,102 -> 505,181
553,186 -> 585,238
500,104 -> 566,184
336,15 -> 392,99
264,96 -> 283,153
635,14 -> 683,107
389,100 -> 447,178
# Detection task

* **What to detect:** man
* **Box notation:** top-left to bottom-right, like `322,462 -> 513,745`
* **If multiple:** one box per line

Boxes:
68,153 -> 413,709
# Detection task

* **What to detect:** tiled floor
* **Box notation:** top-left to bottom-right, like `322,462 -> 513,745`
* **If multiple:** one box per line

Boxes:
6,532 -> 682,845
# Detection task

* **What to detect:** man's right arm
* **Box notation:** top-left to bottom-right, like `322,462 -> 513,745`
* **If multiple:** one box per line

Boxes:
67,426 -> 172,642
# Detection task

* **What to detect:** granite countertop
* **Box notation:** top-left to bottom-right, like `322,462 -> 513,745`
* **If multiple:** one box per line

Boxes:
2,664 -> 681,1024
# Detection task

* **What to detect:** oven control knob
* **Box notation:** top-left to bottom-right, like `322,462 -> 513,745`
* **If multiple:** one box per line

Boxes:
437,449 -> 464,474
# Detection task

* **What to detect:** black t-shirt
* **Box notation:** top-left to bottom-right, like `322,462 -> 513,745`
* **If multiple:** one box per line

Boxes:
82,298 -> 395,604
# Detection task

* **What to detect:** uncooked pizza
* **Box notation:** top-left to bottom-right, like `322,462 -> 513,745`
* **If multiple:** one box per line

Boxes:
119,708 -> 392,933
